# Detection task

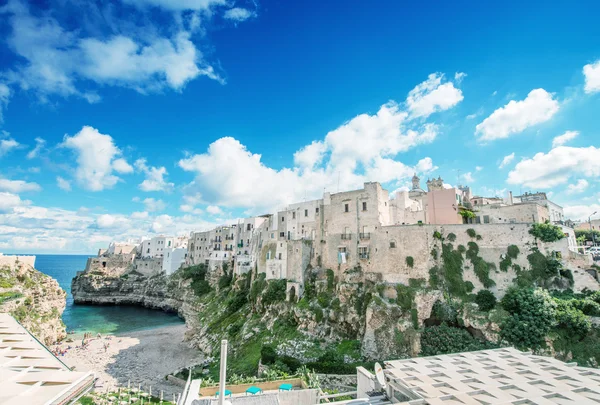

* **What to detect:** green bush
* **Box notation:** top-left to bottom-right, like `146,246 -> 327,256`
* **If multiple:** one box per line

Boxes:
262,280 -> 287,306
249,273 -> 267,303
431,248 -> 438,260
529,222 -> 565,243
500,256 -> 512,272
500,288 -> 556,350
396,284 -> 415,311
447,233 -> 456,242
465,281 -> 475,293
554,301 -> 591,340
507,245 -> 520,259
317,292 -> 332,308
475,290 -> 497,311
191,279 -> 211,296
433,231 -> 443,240
406,256 -> 414,268
261,345 -> 277,365
466,228 -> 477,238
570,299 -> 600,316
420,324 -> 497,356
457,244 -> 466,254
441,243 -> 467,297
226,291 -> 248,315
326,269 -> 335,292
408,278 -> 425,289
313,306 -> 324,322
428,267 -> 440,288
219,273 -> 233,289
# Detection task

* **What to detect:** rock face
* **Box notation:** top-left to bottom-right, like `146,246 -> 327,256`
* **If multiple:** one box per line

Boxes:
0,261 -> 67,345
71,272 -> 202,344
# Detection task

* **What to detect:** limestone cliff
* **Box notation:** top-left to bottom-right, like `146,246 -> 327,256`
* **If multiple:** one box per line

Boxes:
0,261 -> 67,345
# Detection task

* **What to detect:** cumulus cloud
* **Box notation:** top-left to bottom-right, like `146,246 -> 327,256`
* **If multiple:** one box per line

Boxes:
123,0 -> 227,11
507,146 -> 600,188
564,204 -> 600,222
475,89 -> 559,141
0,0 -> 230,106
499,152 -> 515,169
141,197 -> 166,212
0,83 -> 11,123
583,60 -> 600,94
0,192 -> 28,212
113,158 -> 134,174
461,172 -> 474,183
224,7 -> 256,21
178,74 -> 461,213
56,176 -> 71,191
62,126 -> 132,191
180,204 -> 203,215
566,179 -> 589,195
95,214 -> 130,229
134,158 -> 174,192
0,178 -> 41,193
406,73 -> 464,118
26,137 -> 46,159
131,211 -> 149,219
206,205 -> 222,215
552,130 -> 579,148
0,137 -> 20,157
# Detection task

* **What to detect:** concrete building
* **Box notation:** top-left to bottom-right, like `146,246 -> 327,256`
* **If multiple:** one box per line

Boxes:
357,347 -> 600,404
162,247 -> 187,275
514,191 -> 565,223
0,314 -> 95,405
106,241 -> 139,256
474,201 -> 550,224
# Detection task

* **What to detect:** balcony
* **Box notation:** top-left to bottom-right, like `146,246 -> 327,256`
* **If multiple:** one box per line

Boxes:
341,233 -> 352,240
359,232 -> 371,240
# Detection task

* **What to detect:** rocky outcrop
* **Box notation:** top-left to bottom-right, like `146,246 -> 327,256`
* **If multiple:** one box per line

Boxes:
0,262 -> 67,345
71,272 -> 203,343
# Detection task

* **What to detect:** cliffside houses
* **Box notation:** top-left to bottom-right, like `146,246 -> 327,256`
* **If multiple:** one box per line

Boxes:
90,177 -> 588,296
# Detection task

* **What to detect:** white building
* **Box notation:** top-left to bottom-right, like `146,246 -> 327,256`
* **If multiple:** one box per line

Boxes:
140,236 -> 186,258
514,191 -> 564,223
162,247 -> 187,275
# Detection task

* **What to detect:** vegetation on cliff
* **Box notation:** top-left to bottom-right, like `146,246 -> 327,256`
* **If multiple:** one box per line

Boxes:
0,262 -> 67,345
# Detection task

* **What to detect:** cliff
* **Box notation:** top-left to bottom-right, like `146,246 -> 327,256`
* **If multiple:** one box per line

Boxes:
0,261 -> 67,345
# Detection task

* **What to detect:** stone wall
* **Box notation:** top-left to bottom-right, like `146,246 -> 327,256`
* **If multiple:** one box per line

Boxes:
0,254 -> 36,268
133,257 -> 163,276
85,255 -> 133,276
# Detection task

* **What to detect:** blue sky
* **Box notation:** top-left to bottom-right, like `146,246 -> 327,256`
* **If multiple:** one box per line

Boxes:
1,0 -> 600,253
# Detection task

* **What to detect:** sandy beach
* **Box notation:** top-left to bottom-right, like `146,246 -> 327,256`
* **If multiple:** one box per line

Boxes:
52,324 -> 203,397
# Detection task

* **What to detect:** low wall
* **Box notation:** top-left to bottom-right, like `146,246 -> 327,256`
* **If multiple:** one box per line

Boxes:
199,378 -> 305,397
0,254 -> 36,269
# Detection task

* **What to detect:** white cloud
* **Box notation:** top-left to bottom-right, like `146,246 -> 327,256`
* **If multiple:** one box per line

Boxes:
461,172 -> 474,183
475,166 -> 483,172
206,205 -> 222,215
134,158 -> 174,192
178,74 -> 461,213
56,176 -> 71,191
0,138 -> 20,157
0,178 -> 41,193
507,146 -> 600,188
123,0 -> 227,11
224,7 -> 256,21
62,126 -> 131,191
293,141 -> 327,169
552,130 -> 579,148
131,211 -> 149,219
406,73 -> 464,118
150,214 -> 174,233
113,158 -> 134,174
564,204 -> 600,222
0,83 -> 11,123
475,89 -> 559,141
96,214 -> 130,229
583,60 -> 600,94
454,72 -> 467,83
0,1 -> 224,104
180,204 -> 203,215
26,137 -> 45,159
0,192 -> 27,212
499,152 -> 515,169
566,179 -> 589,195
142,197 -> 166,212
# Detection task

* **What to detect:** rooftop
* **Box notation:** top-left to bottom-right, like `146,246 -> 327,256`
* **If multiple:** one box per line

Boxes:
384,347 -> 600,404
0,313 -> 95,405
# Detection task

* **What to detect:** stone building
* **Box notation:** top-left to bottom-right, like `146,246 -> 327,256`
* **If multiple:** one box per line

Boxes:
513,191 -> 564,223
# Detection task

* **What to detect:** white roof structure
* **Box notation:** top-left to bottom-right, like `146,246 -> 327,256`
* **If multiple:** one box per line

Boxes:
384,347 -> 600,404
0,313 -> 95,405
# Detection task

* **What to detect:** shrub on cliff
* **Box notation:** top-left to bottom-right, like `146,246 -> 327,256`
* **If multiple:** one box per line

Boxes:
475,290 -> 497,312
262,279 -> 287,306
554,300 -> 591,340
529,222 -> 565,243
420,324 -> 497,356
499,287 -> 556,351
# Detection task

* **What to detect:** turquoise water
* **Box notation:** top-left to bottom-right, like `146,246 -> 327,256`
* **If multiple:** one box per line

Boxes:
34,254 -> 184,335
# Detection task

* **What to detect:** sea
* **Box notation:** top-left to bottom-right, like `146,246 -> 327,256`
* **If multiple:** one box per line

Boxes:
34,254 -> 184,336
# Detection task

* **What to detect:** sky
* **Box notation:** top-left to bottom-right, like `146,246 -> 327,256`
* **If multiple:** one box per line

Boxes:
1,0 -> 600,254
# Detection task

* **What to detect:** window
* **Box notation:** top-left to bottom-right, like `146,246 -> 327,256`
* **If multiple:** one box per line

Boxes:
278,253 -> 282,260
280,232 -> 285,237
338,247 -> 347,253
281,217 -> 285,222
390,241 -> 396,248
247,224 -> 251,231
316,207 -> 319,213
344,203 -> 349,212
271,233 -> 274,239
292,212 -> 296,219
362,202 -> 367,211
483,215 -> 490,224
305,209 -> 308,217
266,251 -> 271,260
358,247 -> 369,259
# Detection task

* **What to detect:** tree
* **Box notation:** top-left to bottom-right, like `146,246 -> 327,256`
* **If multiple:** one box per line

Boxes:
475,290 -> 497,311
529,222 -> 565,243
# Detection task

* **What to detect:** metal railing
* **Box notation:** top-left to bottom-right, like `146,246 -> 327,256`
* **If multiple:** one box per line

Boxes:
341,233 -> 352,240
359,232 -> 371,239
